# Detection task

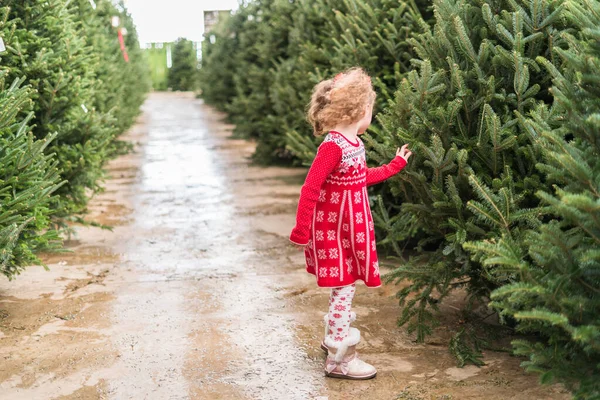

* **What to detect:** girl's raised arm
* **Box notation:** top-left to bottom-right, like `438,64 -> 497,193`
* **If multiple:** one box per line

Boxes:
366,145 -> 411,187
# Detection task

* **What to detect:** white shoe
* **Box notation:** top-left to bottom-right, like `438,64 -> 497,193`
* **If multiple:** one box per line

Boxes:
323,328 -> 377,380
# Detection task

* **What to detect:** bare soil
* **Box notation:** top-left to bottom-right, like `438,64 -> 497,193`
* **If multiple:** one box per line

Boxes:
0,92 -> 570,400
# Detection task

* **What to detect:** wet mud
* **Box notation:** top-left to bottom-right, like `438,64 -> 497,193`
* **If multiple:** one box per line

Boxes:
0,92 -> 570,400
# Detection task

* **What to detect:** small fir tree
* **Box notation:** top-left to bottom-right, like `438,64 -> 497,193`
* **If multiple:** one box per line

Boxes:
109,0 -> 151,135
168,38 -> 198,91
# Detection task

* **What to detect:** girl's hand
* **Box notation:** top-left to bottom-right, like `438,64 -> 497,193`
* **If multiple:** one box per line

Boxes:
397,144 -> 413,162
293,243 -> 306,251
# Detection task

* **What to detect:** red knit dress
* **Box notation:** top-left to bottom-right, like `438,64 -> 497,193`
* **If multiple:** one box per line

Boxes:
290,131 -> 407,288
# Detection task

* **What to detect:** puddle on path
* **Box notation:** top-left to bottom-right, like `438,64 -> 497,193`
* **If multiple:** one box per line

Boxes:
0,93 -> 570,400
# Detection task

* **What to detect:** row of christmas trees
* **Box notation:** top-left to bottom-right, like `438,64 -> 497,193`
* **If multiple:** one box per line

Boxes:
1,1 -> 149,279
198,0 -> 599,396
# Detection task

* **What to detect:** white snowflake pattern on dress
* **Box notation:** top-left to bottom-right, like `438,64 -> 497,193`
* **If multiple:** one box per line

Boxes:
342,239 -> 351,249
307,257 -> 315,267
319,267 -> 328,277
369,221 -> 374,231
342,223 -> 349,232
330,192 -> 341,204
354,191 -> 362,204
317,249 -> 327,259
328,212 -> 338,223
356,250 -> 365,260
346,258 -> 353,273
307,239 -> 313,250
319,189 -> 327,202
315,230 -> 324,241
355,212 -> 363,224
327,230 -> 336,241
330,267 -> 339,277
316,211 -> 324,222
356,232 -> 365,243
329,248 -> 339,259
371,240 -> 376,251
373,261 -> 380,277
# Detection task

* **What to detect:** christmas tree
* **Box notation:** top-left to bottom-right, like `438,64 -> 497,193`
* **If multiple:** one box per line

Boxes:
168,38 -> 198,91
3,0 -> 148,222
373,0 -> 575,344
465,0 -> 600,394
0,8 -> 65,278
226,0 -> 298,164
197,0 -> 432,164
2,0 -> 117,220
198,11 -> 239,111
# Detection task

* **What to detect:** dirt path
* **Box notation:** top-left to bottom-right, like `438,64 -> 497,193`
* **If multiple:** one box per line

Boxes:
0,93 -> 570,400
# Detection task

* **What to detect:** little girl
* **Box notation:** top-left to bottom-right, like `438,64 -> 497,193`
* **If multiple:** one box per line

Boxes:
289,67 -> 412,380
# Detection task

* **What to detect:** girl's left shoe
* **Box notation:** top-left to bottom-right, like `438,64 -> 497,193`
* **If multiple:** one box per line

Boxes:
323,328 -> 377,380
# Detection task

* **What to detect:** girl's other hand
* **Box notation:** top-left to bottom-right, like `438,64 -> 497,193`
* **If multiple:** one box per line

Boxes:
293,243 -> 306,251
397,144 -> 413,162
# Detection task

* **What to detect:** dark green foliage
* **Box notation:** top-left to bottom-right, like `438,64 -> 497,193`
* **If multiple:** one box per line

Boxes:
449,327 -> 486,367
0,71 -> 65,279
167,38 -> 198,91
282,0 -> 433,165
466,0 -> 600,395
198,12 -> 239,111
0,0 -> 148,279
2,0 -> 114,217
76,0 -> 150,150
2,0 -> 148,220
376,0 -> 572,344
228,0 -> 297,164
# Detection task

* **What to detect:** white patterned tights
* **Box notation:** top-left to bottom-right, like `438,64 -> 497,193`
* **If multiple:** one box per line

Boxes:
326,284 -> 356,343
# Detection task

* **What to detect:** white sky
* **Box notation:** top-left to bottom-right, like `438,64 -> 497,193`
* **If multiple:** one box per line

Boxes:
125,0 -> 239,44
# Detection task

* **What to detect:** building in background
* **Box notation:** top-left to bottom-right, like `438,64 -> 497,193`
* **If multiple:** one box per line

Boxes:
203,10 -> 231,35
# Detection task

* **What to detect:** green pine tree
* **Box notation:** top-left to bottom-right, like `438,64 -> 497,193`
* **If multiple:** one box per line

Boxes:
464,0 -> 600,395
372,0 -> 573,346
3,0 -> 149,223
74,0 -> 150,149
168,38 -> 198,91
198,11 -> 239,111
226,0 -> 298,164
0,52 -> 65,278
3,0 -> 116,221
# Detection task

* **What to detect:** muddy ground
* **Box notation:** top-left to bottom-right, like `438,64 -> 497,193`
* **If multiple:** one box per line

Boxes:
0,93 -> 570,400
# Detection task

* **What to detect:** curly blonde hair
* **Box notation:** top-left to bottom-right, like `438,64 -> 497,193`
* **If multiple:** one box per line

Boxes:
307,67 -> 376,136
